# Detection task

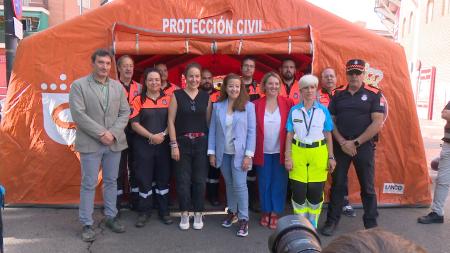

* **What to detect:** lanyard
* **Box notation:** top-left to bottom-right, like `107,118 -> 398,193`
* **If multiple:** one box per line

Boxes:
301,108 -> 316,137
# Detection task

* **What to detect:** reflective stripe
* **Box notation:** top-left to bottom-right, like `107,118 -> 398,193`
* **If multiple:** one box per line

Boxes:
139,190 -> 153,198
246,176 -> 257,181
117,190 -> 123,196
131,187 -> 139,193
154,188 -> 169,195
306,200 -> 323,228
291,199 -> 308,215
206,179 -> 220,184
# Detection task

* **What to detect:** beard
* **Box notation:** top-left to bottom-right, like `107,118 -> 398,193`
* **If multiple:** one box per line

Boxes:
282,72 -> 294,82
200,83 -> 213,92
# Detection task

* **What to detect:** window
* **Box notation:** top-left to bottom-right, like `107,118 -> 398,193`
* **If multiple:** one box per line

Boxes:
408,12 -> 414,34
77,0 -> 91,9
21,17 -> 40,32
426,0 -> 434,23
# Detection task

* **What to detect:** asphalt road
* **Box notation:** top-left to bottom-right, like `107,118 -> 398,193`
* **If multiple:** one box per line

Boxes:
2,119 -> 448,253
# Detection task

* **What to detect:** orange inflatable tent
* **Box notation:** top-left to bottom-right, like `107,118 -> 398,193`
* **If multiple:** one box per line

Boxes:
0,0 -> 431,206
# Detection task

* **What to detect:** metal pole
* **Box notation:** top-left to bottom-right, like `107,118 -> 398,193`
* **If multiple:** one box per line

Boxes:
4,0 -> 19,87
80,0 -> 83,15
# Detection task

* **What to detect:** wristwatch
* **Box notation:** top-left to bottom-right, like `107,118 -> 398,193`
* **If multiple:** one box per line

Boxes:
354,140 -> 360,147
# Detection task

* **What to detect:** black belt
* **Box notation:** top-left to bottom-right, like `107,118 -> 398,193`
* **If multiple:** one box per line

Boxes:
292,139 -> 326,148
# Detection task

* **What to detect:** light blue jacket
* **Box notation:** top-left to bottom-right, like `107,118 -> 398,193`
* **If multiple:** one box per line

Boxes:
207,99 -> 256,169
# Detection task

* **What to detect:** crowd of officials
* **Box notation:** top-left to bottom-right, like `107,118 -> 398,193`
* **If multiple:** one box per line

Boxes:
69,48 -> 386,242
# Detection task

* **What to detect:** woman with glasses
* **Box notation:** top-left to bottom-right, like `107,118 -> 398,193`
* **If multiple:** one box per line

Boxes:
253,72 -> 293,229
168,62 -> 211,230
208,73 -> 256,237
129,68 -> 172,227
284,74 -> 336,228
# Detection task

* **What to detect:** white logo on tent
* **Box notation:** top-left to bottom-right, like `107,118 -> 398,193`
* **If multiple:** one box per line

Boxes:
41,73 -> 76,145
383,183 -> 405,194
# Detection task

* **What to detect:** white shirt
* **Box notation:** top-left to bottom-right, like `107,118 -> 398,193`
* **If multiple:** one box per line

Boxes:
286,102 -> 333,144
224,113 -> 235,154
264,107 -> 281,153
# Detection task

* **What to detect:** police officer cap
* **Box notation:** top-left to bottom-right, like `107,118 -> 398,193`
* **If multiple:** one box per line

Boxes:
346,59 -> 366,73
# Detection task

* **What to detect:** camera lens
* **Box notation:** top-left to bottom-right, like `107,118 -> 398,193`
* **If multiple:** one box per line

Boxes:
268,215 -> 322,253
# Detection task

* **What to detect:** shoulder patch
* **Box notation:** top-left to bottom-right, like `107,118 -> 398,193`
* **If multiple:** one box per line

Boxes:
364,84 -> 381,94
332,85 -> 347,96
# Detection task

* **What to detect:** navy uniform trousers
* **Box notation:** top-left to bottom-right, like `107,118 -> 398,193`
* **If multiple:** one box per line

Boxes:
326,140 -> 378,228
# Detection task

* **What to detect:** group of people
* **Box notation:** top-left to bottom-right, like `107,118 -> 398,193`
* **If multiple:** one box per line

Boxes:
69,48 -> 386,242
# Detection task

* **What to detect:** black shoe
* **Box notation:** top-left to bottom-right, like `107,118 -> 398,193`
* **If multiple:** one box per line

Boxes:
160,215 -> 174,225
364,220 -> 378,229
81,225 -> 96,242
135,213 -> 149,228
418,212 -> 444,224
209,198 -> 220,207
320,222 -> 337,236
105,217 -> 126,233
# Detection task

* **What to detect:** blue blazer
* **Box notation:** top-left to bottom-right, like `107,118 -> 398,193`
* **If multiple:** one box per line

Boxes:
208,99 -> 256,169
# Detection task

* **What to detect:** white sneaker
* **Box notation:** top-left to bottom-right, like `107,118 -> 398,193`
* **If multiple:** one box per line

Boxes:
179,213 -> 190,230
193,212 -> 204,230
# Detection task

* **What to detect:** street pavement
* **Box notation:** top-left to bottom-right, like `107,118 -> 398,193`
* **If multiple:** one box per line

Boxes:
2,119 -> 449,253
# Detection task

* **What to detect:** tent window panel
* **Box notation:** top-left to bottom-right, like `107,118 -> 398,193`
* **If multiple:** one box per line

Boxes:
122,54 -> 312,89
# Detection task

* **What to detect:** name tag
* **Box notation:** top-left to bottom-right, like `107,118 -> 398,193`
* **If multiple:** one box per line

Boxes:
293,119 -> 303,123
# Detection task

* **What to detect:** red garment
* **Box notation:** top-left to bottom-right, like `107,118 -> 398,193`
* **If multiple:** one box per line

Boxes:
318,88 -> 332,107
253,96 -> 294,166
279,80 -> 301,104
122,80 -> 141,105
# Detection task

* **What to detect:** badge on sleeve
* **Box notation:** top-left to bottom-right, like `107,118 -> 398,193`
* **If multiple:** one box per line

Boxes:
361,94 -> 368,101
380,96 -> 386,107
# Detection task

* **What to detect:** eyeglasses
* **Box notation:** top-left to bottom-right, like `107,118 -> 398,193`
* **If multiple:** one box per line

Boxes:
242,64 -> 255,69
190,100 -> 196,112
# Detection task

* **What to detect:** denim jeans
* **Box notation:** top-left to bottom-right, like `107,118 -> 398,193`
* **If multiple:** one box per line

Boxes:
79,145 -> 121,226
221,154 -> 249,220
432,142 -> 450,216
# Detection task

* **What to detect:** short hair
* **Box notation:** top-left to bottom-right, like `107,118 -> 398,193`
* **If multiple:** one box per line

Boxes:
260,71 -> 282,94
218,73 -> 249,112
322,228 -> 427,253
91,48 -> 113,63
281,58 -> 296,68
321,67 -> 336,74
202,69 -> 213,76
299,74 -> 319,89
184,62 -> 202,77
154,62 -> 167,68
117,55 -> 134,67
241,56 -> 256,66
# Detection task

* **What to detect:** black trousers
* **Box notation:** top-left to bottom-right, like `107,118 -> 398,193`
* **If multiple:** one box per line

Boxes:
134,137 -> 171,216
327,141 -> 378,228
117,129 -> 138,207
206,164 -> 220,201
175,135 -> 208,212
